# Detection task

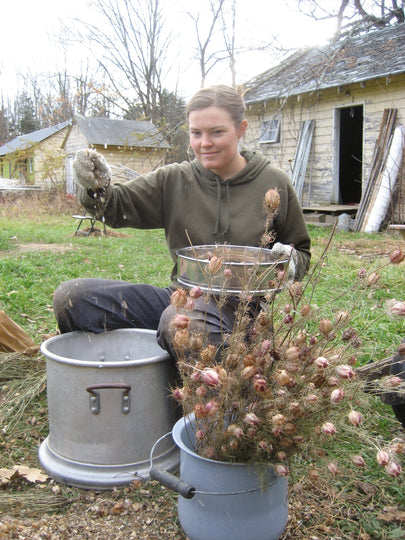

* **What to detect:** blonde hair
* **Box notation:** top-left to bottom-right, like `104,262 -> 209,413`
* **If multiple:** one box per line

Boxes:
186,85 -> 246,126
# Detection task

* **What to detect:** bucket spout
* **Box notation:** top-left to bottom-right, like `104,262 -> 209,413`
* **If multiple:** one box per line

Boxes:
149,466 -> 195,499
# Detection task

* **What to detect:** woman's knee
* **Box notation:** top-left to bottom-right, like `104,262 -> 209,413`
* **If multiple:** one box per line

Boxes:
53,278 -> 90,314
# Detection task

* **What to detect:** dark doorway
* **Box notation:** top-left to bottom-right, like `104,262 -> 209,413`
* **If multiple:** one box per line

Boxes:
338,105 -> 363,204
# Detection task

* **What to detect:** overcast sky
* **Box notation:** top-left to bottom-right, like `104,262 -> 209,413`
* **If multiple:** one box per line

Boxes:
0,0 -> 336,100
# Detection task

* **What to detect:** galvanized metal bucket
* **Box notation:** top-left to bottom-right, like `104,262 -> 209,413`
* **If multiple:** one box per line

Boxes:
39,329 -> 180,489
150,416 -> 289,540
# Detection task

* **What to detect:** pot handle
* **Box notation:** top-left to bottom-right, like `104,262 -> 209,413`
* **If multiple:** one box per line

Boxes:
149,466 -> 195,499
149,431 -> 195,499
86,383 -> 131,415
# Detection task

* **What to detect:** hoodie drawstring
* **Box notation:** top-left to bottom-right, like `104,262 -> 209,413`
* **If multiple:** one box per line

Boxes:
213,176 -> 230,241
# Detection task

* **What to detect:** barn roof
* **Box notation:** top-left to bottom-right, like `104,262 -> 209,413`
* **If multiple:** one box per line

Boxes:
244,23 -> 405,104
74,115 -> 171,149
0,121 -> 70,156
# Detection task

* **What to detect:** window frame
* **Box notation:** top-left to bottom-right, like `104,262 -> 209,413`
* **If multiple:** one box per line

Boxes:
258,118 -> 281,144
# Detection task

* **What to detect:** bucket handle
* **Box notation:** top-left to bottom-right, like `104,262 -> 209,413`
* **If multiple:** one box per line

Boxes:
149,432 -> 195,499
86,383 -> 131,415
150,431 -> 283,498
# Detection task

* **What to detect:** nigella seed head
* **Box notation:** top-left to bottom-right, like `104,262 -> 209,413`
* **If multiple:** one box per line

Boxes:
170,288 -> 188,308
376,449 -> 390,466
390,248 -> 404,264
172,314 -> 191,329
385,461 -> 402,477
208,255 -> 223,274
319,318 -> 333,334
264,188 -> 280,214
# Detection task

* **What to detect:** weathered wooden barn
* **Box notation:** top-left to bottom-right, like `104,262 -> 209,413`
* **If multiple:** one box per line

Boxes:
0,122 -> 70,186
243,24 -> 405,229
63,116 -> 171,193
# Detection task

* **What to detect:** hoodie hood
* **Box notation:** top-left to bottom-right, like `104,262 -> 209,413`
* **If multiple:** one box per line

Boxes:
190,150 -> 269,187
190,151 -> 271,240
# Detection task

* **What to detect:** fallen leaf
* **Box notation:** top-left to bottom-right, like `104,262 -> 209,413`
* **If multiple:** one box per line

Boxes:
377,510 -> 405,523
12,465 -> 49,483
112,500 -> 125,514
0,468 -> 17,485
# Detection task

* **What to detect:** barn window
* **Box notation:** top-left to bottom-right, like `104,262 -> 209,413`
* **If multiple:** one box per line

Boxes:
259,118 -> 280,144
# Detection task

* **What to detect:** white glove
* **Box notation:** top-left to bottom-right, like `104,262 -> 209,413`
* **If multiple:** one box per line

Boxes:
271,242 -> 297,280
73,149 -> 111,191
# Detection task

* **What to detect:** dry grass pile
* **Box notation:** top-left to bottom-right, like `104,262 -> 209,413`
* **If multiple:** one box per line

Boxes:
0,187 -> 82,218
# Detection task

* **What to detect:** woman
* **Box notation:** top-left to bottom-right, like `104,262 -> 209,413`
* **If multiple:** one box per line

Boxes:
53,85 -> 311,358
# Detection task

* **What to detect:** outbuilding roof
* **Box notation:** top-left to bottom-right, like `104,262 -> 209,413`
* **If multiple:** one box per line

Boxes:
244,23 -> 405,104
74,115 -> 170,149
0,121 -> 70,156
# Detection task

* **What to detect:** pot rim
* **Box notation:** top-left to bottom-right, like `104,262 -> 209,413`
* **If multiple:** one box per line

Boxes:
40,328 -> 171,368
172,415 -> 273,469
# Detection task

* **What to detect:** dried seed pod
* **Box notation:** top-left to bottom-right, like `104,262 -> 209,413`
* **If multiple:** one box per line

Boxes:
274,464 -> 289,476
189,286 -> 203,299
170,288 -> 188,308
243,412 -> 260,426
172,314 -> 191,329
285,346 -> 300,362
367,272 -> 380,286
390,248 -> 404,264
172,388 -> 185,401
208,255 -> 223,274
330,388 -> 345,403
385,461 -> 402,477
173,329 -> 189,349
335,310 -> 349,323
315,356 -> 329,369
321,422 -> 336,435
194,403 -> 209,418
271,413 -> 286,426
348,410 -> 363,426
335,364 -> 355,379
253,376 -> 268,393
352,455 -> 365,467
300,304 -> 311,316
319,318 -> 333,334
189,334 -> 203,351
328,462 -> 339,475
376,449 -> 390,466
289,402 -> 304,418
200,345 -> 217,364
205,400 -> 219,416
241,365 -> 257,379
275,369 -> 292,387
264,188 -> 280,213
202,368 -> 220,387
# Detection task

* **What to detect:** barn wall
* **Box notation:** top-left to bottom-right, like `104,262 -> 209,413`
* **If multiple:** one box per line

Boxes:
244,73 -> 405,208
63,124 -> 167,185
33,126 -> 70,187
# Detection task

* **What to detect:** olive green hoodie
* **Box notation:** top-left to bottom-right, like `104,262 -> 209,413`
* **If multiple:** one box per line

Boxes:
79,150 -> 311,284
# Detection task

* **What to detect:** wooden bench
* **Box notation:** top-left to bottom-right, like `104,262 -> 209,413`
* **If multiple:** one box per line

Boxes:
389,224 -> 405,241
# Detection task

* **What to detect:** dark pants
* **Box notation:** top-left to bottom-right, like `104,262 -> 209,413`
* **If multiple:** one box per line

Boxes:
52,278 -> 245,360
380,338 -> 405,429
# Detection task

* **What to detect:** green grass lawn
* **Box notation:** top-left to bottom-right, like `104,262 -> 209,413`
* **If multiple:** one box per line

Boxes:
0,192 -> 404,539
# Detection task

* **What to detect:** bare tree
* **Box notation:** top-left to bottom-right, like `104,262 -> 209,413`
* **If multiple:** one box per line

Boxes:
188,0 -> 227,87
221,0 -> 237,88
71,0 -> 173,124
291,0 -> 404,34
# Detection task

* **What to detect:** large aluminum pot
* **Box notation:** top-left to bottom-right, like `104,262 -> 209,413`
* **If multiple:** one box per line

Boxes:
38,329 -> 180,489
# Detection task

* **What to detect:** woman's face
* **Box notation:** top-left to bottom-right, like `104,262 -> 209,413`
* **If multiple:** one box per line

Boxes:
188,106 -> 248,179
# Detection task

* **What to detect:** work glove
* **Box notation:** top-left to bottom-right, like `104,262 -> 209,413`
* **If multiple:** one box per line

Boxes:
73,149 -> 111,191
271,242 -> 297,280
